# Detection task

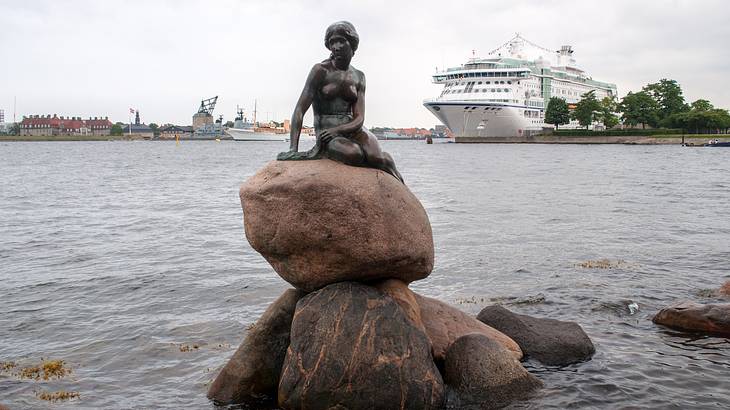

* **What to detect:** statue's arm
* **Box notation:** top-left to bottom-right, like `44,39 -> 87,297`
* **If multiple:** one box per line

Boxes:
331,72 -> 366,136
320,71 -> 365,144
289,65 -> 321,151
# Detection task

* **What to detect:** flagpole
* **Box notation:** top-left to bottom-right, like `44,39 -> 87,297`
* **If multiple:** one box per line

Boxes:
128,108 -> 132,136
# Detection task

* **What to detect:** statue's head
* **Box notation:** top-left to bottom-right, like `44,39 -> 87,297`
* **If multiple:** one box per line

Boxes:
324,21 -> 359,60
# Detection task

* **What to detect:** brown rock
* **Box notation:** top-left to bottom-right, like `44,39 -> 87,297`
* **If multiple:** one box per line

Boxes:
653,300 -> 730,336
477,305 -> 595,366
443,334 -> 542,409
278,282 -> 444,410
415,294 -> 522,362
0,404 -> 10,410
208,288 -> 304,405
240,159 -> 434,292
374,278 -> 428,336
718,281 -> 730,296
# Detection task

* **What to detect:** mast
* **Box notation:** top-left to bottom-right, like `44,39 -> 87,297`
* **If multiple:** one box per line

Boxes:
253,99 -> 257,126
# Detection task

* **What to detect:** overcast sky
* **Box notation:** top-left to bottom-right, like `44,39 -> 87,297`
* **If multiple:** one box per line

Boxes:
2,0 -> 729,128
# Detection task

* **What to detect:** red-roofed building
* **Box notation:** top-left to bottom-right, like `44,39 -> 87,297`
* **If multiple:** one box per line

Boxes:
20,114 -> 112,136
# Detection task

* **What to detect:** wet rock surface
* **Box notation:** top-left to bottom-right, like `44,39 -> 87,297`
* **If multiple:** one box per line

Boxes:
653,300 -> 730,336
415,294 -> 522,362
477,305 -> 595,366
239,159 -> 434,292
278,282 -> 445,410
443,334 -> 543,409
207,289 -> 303,405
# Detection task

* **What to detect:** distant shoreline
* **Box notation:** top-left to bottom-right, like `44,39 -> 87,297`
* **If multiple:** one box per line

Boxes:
455,135 -> 730,145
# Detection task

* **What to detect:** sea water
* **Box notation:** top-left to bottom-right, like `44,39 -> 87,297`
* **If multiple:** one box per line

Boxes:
1,140 -> 729,409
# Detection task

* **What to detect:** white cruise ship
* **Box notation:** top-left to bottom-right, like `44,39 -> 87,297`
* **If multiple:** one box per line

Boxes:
424,34 -> 617,138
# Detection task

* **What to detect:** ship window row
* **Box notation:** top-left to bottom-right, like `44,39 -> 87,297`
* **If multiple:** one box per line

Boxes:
442,88 -> 511,95
444,71 -> 527,80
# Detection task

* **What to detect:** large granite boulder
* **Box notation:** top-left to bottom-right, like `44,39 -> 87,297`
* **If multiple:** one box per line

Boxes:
477,305 -> 594,366
374,278 -> 428,336
278,282 -> 445,410
653,300 -> 730,335
239,159 -> 434,292
207,289 -> 303,405
414,294 -> 522,362
443,334 -> 542,409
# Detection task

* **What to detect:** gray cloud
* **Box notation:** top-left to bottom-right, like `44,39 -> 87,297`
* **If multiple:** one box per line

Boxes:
1,0 -> 728,128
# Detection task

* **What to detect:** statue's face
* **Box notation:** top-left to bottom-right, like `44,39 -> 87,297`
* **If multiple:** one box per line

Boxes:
328,33 -> 353,62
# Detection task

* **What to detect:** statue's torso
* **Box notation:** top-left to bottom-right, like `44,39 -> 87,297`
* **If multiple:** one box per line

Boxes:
313,65 -> 362,131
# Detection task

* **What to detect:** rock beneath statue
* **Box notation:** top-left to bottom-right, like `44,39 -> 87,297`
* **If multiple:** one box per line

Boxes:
207,289 -> 304,406
443,334 -> 542,409
278,282 -> 445,410
239,159 -> 434,292
374,278 -> 428,337
414,294 -> 522,363
477,305 -> 595,366
653,300 -> 730,336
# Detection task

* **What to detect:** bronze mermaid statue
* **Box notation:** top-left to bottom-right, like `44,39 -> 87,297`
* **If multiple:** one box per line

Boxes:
277,21 -> 404,184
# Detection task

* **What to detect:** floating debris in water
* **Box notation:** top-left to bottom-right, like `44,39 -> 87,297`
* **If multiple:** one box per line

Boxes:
627,302 -> 640,315
178,344 -> 200,352
18,359 -> 70,380
37,390 -> 80,402
1,361 -> 17,372
490,293 -> 547,306
575,259 -> 636,269
246,322 -> 257,330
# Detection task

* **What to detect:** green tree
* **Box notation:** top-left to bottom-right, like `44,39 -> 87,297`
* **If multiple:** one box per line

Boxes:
224,120 -> 234,128
643,79 -> 688,123
148,123 -> 160,137
598,96 -> 619,129
690,99 -> 714,111
10,123 -> 20,135
110,123 -> 124,136
619,91 -> 660,129
571,90 -> 601,129
544,97 -> 570,129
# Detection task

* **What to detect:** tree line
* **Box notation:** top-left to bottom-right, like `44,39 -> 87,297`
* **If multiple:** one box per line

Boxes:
544,79 -> 730,133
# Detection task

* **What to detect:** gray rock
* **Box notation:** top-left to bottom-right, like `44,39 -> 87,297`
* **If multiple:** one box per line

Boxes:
207,288 -> 304,405
443,334 -> 542,409
278,282 -> 444,410
477,305 -> 595,366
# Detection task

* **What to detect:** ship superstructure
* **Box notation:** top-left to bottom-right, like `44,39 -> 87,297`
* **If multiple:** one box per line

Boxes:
424,34 -> 617,138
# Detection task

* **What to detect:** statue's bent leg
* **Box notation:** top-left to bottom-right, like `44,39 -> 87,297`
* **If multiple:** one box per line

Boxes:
326,136 -> 365,167
354,129 -> 404,183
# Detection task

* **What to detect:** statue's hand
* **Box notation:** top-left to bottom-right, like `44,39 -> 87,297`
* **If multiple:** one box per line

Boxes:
319,129 -> 341,144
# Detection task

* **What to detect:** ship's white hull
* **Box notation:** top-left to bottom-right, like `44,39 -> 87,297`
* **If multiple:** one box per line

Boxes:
424,101 -> 544,137
227,128 -> 287,141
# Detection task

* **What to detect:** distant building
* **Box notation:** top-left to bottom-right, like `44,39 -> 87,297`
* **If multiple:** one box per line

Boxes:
0,109 -> 4,123
19,114 -> 112,136
125,111 -> 154,139
159,124 -> 194,139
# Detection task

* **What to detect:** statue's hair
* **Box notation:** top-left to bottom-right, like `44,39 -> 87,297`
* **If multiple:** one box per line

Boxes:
324,21 -> 359,53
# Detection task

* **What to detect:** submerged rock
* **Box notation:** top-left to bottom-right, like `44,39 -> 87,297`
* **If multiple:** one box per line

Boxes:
653,300 -> 730,336
239,159 -> 434,292
718,281 -> 730,296
278,282 -> 444,410
477,305 -> 595,366
207,289 -> 303,405
415,294 -> 522,362
443,334 -> 542,409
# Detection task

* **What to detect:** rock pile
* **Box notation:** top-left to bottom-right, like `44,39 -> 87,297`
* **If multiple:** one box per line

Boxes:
208,159 -> 594,409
